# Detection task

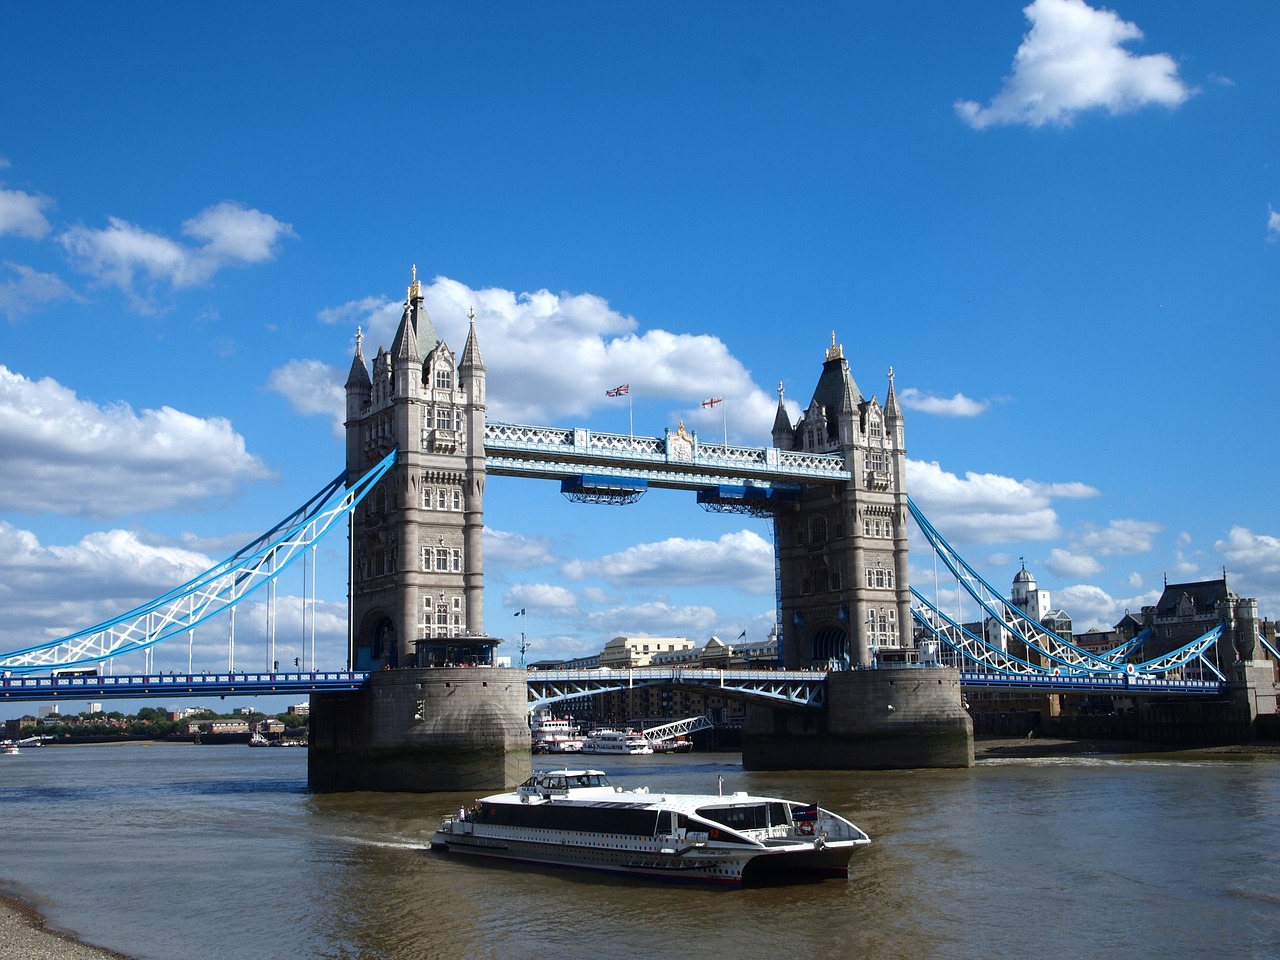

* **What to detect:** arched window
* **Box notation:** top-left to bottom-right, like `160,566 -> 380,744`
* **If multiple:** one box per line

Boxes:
811,516 -> 828,543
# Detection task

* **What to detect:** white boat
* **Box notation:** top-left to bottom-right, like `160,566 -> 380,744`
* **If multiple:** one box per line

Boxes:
1,742 -> 19,756
581,729 -> 653,755
530,711 -> 584,754
248,732 -> 270,748
431,768 -> 870,886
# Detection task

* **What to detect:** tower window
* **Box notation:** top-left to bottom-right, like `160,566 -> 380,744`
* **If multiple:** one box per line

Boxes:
435,369 -> 452,389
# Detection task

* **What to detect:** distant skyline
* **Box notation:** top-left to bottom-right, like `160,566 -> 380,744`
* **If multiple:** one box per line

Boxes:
3,1 -> 1280,712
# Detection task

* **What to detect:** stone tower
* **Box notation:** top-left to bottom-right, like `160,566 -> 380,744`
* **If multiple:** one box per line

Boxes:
770,335 -> 912,669
343,267 -> 490,669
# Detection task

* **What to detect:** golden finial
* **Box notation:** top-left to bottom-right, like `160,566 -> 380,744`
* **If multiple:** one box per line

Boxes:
825,331 -> 844,361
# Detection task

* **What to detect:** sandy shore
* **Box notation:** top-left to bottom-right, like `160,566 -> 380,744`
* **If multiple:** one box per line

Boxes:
0,893 -> 131,960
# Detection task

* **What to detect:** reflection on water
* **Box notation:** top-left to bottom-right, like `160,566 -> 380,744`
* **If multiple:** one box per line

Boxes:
1,745 -> 1278,960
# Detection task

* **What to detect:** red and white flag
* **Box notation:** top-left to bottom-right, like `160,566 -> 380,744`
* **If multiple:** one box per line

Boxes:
606,384 -> 630,397
701,396 -> 723,408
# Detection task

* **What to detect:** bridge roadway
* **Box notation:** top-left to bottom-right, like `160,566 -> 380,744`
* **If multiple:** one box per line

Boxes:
0,665 -> 1229,704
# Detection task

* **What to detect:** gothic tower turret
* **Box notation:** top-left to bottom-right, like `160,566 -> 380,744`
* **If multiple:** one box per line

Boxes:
343,267 -> 492,669
773,335 -> 912,669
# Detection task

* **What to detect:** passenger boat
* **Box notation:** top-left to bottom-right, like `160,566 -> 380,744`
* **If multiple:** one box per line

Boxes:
530,710 -> 584,754
1,741 -> 18,756
430,768 -> 870,886
581,729 -> 653,754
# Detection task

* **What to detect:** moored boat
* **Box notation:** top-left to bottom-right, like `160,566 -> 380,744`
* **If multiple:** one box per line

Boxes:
430,768 -> 870,886
581,729 -> 653,754
530,710 -> 584,754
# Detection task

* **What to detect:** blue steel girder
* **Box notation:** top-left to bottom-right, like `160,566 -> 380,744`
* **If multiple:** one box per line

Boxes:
525,667 -> 827,711
909,499 -> 1160,674
0,450 -> 398,675
484,421 -> 849,492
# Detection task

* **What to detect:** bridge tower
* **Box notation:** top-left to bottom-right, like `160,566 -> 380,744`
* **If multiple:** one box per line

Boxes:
341,267 -> 488,669
745,334 -> 972,769
309,268 -> 530,793
771,335 -> 912,669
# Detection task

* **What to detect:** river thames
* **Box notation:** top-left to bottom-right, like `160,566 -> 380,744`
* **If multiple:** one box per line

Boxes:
1,743 -> 1277,960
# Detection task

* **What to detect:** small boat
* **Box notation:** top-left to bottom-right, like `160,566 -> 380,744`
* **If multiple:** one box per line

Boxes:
1,742 -> 19,756
431,768 -> 870,886
530,710 -> 584,754
581,729 -> 653,755
650,737 -> 694,754
248,732 -> 270,748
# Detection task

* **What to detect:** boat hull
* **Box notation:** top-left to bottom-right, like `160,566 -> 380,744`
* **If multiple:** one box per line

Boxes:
430,824 -> 864,886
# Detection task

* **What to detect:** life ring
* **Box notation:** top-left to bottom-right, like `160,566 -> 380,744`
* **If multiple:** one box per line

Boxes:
798,822 -> 815,835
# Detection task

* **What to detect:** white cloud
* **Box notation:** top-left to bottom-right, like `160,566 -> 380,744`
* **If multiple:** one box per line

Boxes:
0,365 -> 273,517
266,359 -> 345,438
58,202 -> 296,311
1074,518 -> 1162,556
583,600 -> 720,639
956,0 -> 1193,129
1268,206 -> 1280,241
898,387 -> 989,417
906,458 -> 1098,544
0,262 -> 80,321
504,583 -> 578,612
1215,527 -> 1280,606
484,529 -> 558,569
0,186 -> 53,239
1054,582 -> 1159,631
562,529 -> 774,594
1044,547 -> 1102,578
306,276 -> 783,440
0,521 -> 212,646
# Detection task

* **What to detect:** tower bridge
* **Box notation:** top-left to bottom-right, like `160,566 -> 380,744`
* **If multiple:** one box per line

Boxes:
4,268 -> 1275,789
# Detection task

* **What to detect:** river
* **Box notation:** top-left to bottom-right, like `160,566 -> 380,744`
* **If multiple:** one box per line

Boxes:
0,743 -> 1277,960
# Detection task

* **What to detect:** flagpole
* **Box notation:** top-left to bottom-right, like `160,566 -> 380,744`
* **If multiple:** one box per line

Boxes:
722,400 -> 727,448
629,390 -> 634,438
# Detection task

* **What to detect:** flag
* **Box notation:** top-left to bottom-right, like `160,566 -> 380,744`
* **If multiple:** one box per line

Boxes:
737,629 -> 746,639
514,608 -> 526,617
792,803 -> 819,822
606,384 -> 630,397
702,396 -> 723,408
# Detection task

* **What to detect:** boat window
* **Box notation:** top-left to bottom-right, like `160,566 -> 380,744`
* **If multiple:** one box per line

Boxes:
479,802 -> 661,836
695,804 -> 774,831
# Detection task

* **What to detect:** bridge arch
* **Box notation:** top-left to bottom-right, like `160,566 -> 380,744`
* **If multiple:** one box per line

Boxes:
806,621 -> 849,669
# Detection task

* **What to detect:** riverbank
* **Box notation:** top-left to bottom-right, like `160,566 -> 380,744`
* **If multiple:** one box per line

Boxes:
0,893 -> 129,960
975,734 -> 1280,760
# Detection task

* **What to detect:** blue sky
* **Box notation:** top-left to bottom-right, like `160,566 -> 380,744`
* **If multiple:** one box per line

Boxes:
3,1 -> 1280,711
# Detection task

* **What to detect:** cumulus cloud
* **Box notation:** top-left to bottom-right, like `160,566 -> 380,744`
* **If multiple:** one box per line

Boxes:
1268,206 -> 1280,241
956,0 -> 1193,129
1215,527 -> 1280,604
1074,518 -> 1162,556
583,600 -> 720,639
504,583 -> 578,612
0,365 -> 273,517
0,262 -> 80,321
266,359 -> 346,437
1045,547 -> 1102,578
58,201 -> 296,311
303,276 -> 783,439
898,387 -> 990,417
0,521 -> 213,646
1054,582 -> 1158,630
484,529 -> 558,569
906,458 -> 1098,544
562,529 -> 775,594
0,185 -> 53,239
